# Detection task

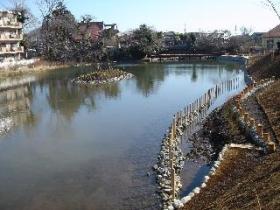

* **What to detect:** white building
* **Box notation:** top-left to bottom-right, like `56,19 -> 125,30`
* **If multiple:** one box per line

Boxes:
0,11 -> 24,61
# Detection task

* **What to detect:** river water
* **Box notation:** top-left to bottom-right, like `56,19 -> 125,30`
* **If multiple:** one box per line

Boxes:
0,63 -> 245,210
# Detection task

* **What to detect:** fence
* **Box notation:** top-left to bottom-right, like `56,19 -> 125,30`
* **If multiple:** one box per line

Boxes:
233,79 -> 277,153
155,76 -> 243,209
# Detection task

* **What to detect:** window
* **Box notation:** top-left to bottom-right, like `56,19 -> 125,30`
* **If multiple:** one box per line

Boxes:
267,40 -> 274,49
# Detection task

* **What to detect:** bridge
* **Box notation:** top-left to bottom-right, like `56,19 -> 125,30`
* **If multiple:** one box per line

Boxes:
149,53 -> 223,61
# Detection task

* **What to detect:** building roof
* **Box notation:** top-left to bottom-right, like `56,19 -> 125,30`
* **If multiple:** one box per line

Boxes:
263,24 -> 280,38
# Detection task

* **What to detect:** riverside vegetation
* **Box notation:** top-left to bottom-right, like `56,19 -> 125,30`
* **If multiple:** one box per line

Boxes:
72,69 -> 134,85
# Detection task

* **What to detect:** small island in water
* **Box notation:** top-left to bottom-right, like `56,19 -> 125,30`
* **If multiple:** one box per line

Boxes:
72,69 -> 134,85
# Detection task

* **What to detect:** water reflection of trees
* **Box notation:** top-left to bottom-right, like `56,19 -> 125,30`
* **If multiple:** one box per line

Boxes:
0,84 -> 35,134
129,64 -> 165,97
46,79 -> 121,120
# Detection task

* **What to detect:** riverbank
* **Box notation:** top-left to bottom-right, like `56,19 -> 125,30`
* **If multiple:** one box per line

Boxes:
0,59 -> 72,76
182,54 -> 280,210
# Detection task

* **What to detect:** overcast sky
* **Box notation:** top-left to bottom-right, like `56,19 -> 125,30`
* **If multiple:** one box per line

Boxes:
1,0 -> 279,33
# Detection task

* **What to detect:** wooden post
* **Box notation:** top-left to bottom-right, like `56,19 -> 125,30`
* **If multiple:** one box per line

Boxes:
263,133 -> 270,142
249,118 -> 255,128
256,124 -> 263,137
180,111 -> 183,127
170,122 -> 174,142
169,144 -> 173,168
171,163 -> 176,201
173,117 -> 177,139
244,113 -> 249,123
267,142 -> 276,153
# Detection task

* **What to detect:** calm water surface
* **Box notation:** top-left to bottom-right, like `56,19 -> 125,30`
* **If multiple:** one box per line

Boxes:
0,63 -> 244,210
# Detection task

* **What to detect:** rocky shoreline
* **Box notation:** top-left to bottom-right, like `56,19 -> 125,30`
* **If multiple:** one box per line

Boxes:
71,69 -> 134,85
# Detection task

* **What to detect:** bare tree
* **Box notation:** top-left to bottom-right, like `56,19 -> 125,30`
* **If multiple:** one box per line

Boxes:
36,0 -> 64,58
36,0 -> 62,19
7,0 -> 38,31
265,0 -> 280,20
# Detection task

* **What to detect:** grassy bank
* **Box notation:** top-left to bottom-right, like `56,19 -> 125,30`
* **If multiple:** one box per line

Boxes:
182,54 -> 280,210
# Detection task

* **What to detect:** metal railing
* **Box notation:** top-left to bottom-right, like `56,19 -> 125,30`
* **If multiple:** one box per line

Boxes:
0,34 -> 23,41
0,21 -> 22,29
0,46 -> 24,54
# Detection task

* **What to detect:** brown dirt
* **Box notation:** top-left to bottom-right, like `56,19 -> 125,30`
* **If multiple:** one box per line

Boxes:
247,54 -> 280,81
183,148 -> 280,210
258,81 -> 280,143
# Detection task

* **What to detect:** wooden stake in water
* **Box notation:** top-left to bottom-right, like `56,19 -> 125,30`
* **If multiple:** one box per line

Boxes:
170,161 -> 176,201
180,110 -> 183,127
256,124 -> 263,137
173,117 -> 177,139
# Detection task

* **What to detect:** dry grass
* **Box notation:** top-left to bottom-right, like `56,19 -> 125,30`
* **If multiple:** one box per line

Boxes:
247,54 -> 280,81
182,147 -> 280,210
0,59 -> 71,76
258,80 -> 280,143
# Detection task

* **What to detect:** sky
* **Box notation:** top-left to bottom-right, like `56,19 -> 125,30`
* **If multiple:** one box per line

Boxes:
0,0 -> 279,33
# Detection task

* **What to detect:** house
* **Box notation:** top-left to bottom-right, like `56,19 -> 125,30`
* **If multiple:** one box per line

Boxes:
75,22 -> 104,42
262,24 -> 280,51
0,11 -> 24,61
75,22 -> 118,42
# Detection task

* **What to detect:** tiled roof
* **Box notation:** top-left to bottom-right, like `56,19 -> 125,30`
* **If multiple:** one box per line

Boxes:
263,24 -> 280,38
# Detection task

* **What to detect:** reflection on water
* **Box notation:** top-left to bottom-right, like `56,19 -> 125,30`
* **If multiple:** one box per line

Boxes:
0,63 -> 244,210
0,84 -> 34,134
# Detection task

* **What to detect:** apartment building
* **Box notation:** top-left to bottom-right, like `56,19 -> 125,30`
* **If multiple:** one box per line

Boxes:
0,11 -> 24,61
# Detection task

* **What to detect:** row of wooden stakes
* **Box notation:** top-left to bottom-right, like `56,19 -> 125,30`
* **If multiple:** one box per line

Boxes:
161,77 -> 242,206
235,84 -> 277,153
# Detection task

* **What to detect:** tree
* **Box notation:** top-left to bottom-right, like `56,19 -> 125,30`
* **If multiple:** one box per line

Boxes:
195,30 -> 226,53
265,0 -> 280,20
240,26 -> 252,36
36,0 -> 62,20
41,1 -> 77,61
36,0 -> 62,58
8,0 -> 38,31
129,24 -> 163,59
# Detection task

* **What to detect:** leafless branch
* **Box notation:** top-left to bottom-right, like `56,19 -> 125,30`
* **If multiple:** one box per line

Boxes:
266,0 -> 280,20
